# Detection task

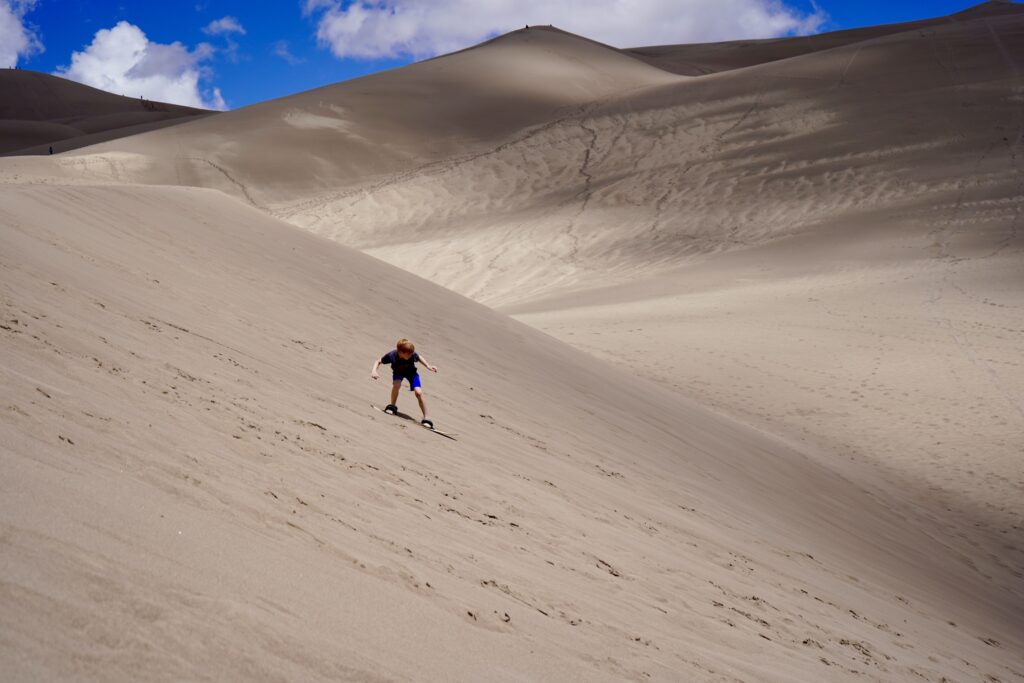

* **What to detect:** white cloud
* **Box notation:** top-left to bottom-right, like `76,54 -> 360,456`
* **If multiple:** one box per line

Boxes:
55,21 -> 226,110
273,40 -> 305,65
207,86 -> 227,110
0,0 -> 42,67
202,17 -> 245,64
203,16 -> 246,36
306,0 -> 826,60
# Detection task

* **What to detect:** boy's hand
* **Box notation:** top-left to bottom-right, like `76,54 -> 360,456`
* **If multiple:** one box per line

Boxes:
429,365 -> 438,373
371,371 -> 379,380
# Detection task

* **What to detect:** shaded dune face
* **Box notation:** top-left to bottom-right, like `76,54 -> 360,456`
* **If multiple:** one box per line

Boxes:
0,70 -> 211,156
624,0 -> 1024,75
58,27 -> 682,204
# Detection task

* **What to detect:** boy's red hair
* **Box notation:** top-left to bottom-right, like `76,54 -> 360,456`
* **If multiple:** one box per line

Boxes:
396,338 -> 415,353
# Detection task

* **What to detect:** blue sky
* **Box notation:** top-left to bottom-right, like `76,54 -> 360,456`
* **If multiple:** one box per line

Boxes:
4,0 -> 1003,110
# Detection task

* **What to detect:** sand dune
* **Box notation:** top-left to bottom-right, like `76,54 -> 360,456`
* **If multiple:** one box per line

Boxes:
624,0 -> 1024,74
0,70 -> 210,156
44,2 -> 1016,523
3,2 -> 1024,680
33,27 -> 679,206
2,183 -> 1022,681
32,6 -> 1021,302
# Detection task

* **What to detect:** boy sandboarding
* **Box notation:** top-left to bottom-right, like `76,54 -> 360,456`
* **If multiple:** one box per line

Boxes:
371,338 -> 438,429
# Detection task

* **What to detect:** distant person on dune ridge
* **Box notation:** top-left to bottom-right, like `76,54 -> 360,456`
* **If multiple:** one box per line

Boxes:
371,338 -> 438,428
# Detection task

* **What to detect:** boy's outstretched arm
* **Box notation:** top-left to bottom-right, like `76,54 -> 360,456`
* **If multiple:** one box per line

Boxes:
417,355 -> 438,373
371,358 -> 382,380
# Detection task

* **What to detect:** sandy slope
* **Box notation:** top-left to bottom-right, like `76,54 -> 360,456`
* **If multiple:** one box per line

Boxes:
154,4 -> 1022,525
501,8 -> 1024,527
2,183 -> 1022,682
624,0 -> 1024,75
0,70 -> 211,156
510,237 -> 1024,529
39,27 -> 679,207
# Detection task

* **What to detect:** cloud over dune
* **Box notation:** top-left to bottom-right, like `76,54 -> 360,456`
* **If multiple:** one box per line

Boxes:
0,0 -> 42,67
306,0 -> 826,59
55,21 -> 226,110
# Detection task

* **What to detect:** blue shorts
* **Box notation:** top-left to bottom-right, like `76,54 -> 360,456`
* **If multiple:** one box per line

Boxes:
393,373 -> 421,390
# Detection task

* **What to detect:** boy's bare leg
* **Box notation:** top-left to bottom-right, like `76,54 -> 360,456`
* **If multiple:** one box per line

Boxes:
390,380 -> 401,406
413,387 -> 428,419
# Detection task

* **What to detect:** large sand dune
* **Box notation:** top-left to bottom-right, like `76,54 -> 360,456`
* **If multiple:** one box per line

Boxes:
624,0 -> 1024,75
36,27 -> 680,206
3,1 -> 1024,680
0,70 -> 210,156
2,183 -> 1022,681
29,3 -> 1023,526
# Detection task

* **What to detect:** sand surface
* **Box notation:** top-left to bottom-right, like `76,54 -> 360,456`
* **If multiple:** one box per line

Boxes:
2,2 -> 1024,681
3,183 -> 1022,682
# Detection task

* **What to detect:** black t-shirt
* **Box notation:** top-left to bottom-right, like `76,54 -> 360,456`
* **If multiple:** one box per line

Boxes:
381,350 -> 420,376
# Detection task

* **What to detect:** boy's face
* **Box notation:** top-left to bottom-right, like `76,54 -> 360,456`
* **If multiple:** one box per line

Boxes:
398,349 -> 413,360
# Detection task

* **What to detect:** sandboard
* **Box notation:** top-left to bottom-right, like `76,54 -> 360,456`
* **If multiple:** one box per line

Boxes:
372,404 -> 457,440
